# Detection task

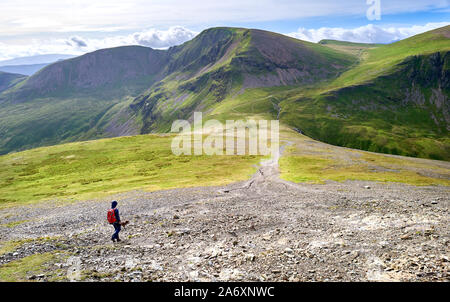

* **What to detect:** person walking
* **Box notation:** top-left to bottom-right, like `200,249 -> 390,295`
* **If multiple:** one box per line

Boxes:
108,201 -> 122,242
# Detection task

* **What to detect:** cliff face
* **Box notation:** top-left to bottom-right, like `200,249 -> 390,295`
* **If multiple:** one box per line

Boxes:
404,51 -> 449,90
401,51 -> 450,130
385,51 -> 449,129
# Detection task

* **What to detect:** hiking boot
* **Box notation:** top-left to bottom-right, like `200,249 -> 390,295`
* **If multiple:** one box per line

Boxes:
116,238 -> 121,242
111,238 -> 116,242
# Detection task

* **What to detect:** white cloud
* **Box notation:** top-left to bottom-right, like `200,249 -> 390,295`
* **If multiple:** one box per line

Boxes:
287,22 -> 450,43
0,0 -> 448,37
0,1 -> 448,61
0,26 -> 198,61
132,27 -> 197,48
0,22 -> 448,62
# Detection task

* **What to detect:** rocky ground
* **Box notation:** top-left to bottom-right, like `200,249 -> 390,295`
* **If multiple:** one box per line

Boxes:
0,146 -> 449,282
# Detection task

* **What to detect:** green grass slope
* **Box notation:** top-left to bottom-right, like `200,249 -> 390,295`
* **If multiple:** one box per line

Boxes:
0,96 -> 138,155
280,26 -> 450,160
319,39 -> 383,57
0,126 -> 447,208
278,128 -> 449,186
0,71 -> 27,94
327,26 -> 450,89
0,133 -> 260,207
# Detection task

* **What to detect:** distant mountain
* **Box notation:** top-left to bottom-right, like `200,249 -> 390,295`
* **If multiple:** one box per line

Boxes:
11,46 -> 168,99
0,26 -> 449,160
0,63 -> 48,76
0,54 -> 76,66
0,54 -> 77,76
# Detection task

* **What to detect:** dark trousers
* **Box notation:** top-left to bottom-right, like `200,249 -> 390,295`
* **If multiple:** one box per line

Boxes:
112,222 -> 121,240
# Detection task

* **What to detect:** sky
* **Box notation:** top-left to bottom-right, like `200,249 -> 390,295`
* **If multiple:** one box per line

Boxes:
0,0 -> 449,61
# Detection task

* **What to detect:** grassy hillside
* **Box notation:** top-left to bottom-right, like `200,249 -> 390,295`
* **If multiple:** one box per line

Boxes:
0,133 -> 260,208
279,128 -> 449,186
319,39 -> 383,58
327,26 -> 450,90
0,71 -> 26,94
279,26 -> 450,160
0,126 -> 448,209
0,96 -> 137,155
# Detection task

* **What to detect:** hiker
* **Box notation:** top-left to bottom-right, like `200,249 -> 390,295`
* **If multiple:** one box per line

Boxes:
108,201 -> 122,242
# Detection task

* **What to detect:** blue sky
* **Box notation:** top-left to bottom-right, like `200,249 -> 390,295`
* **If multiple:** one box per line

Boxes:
0,0 -> 448,61
227,10 -> 450,33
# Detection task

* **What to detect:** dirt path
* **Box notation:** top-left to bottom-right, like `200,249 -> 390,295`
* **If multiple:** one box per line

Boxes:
0,142 -> 449,282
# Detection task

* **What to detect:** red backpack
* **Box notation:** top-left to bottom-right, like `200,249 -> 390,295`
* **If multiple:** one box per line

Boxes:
107,209 -> 117,224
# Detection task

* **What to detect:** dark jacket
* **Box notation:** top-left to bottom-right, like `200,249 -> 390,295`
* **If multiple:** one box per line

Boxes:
111,201 -> 120,223
113,208 -> 121,223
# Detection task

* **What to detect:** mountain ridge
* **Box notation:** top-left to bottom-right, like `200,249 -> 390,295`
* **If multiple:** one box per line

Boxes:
129,27 -> 357,132
0,26 -> 449,160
